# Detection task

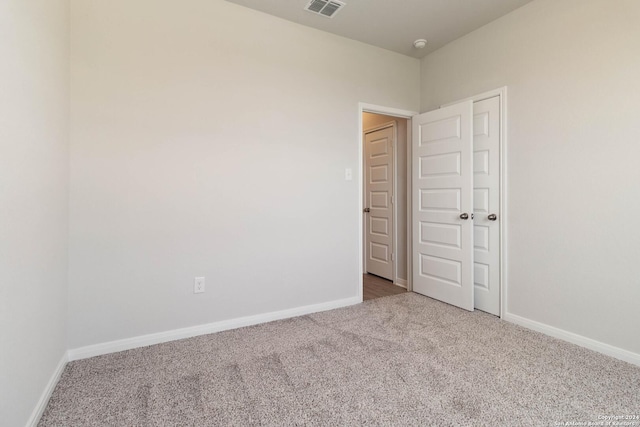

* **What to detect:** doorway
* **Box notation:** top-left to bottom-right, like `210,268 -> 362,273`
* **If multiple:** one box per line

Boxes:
358,103 -> 418,303
361,108 -> 414,300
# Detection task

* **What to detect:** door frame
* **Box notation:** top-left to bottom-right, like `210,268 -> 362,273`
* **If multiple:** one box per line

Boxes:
440,87 -> 508,318
358,103 -> 418,303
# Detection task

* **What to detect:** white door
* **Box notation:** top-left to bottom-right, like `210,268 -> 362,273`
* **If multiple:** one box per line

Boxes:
412,101 -> 474,311
473,96 -> 500,315
364,125 -> 394,280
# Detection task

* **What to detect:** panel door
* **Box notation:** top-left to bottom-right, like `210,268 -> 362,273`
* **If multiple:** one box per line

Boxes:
473,96 -> 500,315
365,126 -> 394,280
412,101 -> 474,311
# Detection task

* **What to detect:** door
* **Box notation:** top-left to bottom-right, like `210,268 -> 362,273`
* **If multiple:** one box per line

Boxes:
412,101 -> 474,311
473,96 -> 500,315
364,125 -> 394,280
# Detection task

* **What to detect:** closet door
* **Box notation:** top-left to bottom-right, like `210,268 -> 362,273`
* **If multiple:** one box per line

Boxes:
473,96 -> 501,315
412,101 -> 474,311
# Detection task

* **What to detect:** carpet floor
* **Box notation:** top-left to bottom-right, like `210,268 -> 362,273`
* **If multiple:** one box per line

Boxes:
40,293 -> 640,426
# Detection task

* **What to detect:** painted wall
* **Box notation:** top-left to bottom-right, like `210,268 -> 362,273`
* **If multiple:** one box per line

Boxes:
68,0 -> 420,348
0,1 -> 70,425
362,113 -> 409,283
421,0 -> 640,354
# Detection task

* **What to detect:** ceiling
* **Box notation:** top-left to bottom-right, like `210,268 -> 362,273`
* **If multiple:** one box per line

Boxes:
225,0 -> 533,58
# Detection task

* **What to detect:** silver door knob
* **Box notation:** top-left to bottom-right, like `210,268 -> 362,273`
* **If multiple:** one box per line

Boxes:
459,213 -> 469,220
488,213 -> 497,221
363,208 -> 370,213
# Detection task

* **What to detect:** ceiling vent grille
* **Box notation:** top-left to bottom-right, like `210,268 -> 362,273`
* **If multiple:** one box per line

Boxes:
304,0 -> 345,18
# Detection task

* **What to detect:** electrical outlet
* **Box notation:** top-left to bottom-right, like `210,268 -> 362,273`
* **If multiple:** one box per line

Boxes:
194,277 -> 205,294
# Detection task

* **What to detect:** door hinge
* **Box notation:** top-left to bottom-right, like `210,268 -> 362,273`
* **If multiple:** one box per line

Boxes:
391,253 -> 395,261
390,196 -> 394,204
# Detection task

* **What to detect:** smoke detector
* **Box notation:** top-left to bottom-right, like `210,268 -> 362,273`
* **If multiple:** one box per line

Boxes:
413,39 -> 428,49
304,0 -> 346,18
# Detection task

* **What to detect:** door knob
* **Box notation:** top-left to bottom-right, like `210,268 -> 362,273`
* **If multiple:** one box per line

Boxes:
363,208 -> 370,213
459,213 -> 469,220
488,213 -> 497,221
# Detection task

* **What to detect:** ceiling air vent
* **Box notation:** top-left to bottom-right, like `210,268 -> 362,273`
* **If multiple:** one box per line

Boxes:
305,0 -> 345,18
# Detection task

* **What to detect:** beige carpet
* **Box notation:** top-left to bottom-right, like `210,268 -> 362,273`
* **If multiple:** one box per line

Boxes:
40,293 -> 640,426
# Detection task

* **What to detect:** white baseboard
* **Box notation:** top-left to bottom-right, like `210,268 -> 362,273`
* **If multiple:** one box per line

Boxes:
394,278 -> 408,289
503,312 -> 640,367
68,296 -> 361,361
26,351 -> 68,427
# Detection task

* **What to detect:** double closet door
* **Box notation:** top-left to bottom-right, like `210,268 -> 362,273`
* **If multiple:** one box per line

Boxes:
412,96 -> 501,315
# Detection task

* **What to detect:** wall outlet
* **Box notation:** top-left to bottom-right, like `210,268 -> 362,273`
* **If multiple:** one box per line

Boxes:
194,277 -> 205,294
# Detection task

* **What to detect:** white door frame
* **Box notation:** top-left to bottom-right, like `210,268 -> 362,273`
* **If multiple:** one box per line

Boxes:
358,103 -> 418,303
441,87 -> 508,318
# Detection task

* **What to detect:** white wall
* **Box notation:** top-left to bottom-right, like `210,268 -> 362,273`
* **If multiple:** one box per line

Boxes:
421,0 -> 640,354
362,113 -> 408,283
0,1 -> 70,425
68,0 -> 420,348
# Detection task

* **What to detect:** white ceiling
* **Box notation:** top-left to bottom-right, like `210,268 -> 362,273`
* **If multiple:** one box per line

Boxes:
225,0 -> 533,58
